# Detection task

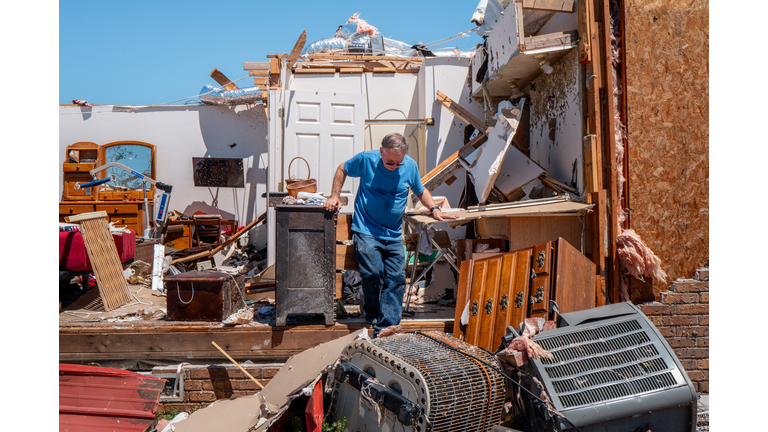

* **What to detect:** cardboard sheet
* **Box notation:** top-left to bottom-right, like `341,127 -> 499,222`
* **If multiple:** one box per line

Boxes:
172,330 -> 366,432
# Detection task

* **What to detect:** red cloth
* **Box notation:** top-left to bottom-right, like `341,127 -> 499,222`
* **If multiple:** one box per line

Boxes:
59,230 -> 136,271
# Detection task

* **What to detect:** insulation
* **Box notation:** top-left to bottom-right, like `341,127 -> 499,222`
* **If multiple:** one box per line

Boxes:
624,0 -> 709,297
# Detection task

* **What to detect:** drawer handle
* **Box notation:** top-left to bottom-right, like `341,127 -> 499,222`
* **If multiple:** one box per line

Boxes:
536,251 -> 546,268
533,286 -> 545,303
499,294 -> 508,310
515,292 -> 524,308
471,301 -> 479,316
484,298 -> 493,314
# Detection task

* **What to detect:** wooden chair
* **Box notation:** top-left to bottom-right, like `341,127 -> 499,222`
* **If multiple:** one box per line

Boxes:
193,214 -> 223,246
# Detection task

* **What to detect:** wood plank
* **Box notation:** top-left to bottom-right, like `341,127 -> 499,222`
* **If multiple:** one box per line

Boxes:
523,30 -> 578,50
59,321 -> 453,363
210,68 -> 239,91
435,90 -> 489,134
338,67 -> 366,74
285,30 -> 307,69
522,0 -> 575,13
336,244 -> 358,271
477,256 -> 503,351
243,62 -> 270,70
293,68 -> 338,74
582,134 -> 598,193
553,237 -> 597,315
336,214 -> 353,241
306,53 -> 423,62
253,77 -> 267,86
578,0 -> 592,63
248,70 -> 270,76
507,215 -> 584,254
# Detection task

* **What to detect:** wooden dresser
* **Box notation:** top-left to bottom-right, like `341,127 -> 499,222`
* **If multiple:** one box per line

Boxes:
60,141 -> 156,236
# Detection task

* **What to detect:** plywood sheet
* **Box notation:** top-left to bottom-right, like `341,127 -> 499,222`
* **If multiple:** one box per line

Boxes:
624,0 -> 708,296
507,215 -> 584,254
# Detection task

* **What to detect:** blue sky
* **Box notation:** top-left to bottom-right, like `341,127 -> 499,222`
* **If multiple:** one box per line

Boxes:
59,0 -> 484,105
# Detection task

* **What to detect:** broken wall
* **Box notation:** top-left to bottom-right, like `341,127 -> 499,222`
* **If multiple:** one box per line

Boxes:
529,49 -> 584,193
58,104 -> 270,248
624,0 -> 708,295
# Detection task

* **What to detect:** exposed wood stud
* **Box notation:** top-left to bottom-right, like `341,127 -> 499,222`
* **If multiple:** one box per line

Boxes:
209,68 -> 239,91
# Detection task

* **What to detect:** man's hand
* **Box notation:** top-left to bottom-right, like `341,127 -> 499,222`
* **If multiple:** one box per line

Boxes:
324,195 -> 342,212
431,207 -> 459,221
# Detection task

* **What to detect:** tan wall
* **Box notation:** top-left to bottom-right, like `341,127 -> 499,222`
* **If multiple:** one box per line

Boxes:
624,0 -> 709,296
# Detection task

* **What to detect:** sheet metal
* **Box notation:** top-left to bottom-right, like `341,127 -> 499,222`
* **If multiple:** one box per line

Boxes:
59,364 -> 165,432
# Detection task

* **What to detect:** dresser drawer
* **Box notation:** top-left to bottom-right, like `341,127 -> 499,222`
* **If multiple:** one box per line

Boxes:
529,274 -> 551,316
95,204 -> 139,214
532,241 -> 554,275
59,204 -> 95,216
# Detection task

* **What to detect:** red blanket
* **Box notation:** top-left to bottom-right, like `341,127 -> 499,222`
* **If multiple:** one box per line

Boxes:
59,230 -> 136,272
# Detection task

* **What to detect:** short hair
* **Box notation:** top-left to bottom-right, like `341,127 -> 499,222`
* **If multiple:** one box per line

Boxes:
381,133 -> 409,153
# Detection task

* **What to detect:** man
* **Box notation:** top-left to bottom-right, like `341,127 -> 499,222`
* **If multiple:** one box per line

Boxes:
324,133 -> 457,337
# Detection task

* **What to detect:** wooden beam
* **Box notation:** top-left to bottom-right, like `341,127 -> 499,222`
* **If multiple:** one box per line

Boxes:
583,134 -> 598,193
285,30 -> 307,69
522,0 -> 575,13
248,70 -> 269,77
435,90 -> 489,134
253,77 -> 268,86
209,68 -> 239,91
243,62 -> 270,70
577,0 -> 592,63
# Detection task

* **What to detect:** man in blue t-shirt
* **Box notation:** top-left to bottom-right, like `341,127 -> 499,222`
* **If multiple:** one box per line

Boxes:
324,133 -> 457,337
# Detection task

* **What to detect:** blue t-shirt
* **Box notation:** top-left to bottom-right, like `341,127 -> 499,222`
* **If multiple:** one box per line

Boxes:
344,150 -> 424,241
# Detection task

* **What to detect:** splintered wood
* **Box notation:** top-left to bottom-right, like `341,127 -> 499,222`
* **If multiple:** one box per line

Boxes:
70,211 -> 133,311
624,0 -> 709,296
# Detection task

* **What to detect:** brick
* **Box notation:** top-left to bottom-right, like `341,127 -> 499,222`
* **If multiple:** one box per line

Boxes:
699,292 -> 708,303
638,303 -> 673,315
665,337 -> 696,348
262,367 -> 281,378
698,359 -> 709,369
696,268 -> 709,281
698,381 -> 709,393
686,370 -> 708,381
664,315 -> 698,326
188,391 -> 216,402
676,304 -> 708,315
184,380 -> 204,391
677,326 -> 709,338
674,348 -> 709,359
187,368 -> 212,379
672,281 -> 708,293
660,292 -> 699,304
656,326 -> 675,338
647,315 -> 664,327
697,337 -> 708,347
699,315 -> 708,325
679,359 -> 697,371
231,379 -> 265,391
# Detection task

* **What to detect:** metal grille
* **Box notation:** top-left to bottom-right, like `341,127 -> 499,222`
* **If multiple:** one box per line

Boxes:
534,318 -> 680,410
350,332 -> 506,432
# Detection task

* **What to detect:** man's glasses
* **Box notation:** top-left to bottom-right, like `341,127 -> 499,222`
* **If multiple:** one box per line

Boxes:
384,161 -> 404,167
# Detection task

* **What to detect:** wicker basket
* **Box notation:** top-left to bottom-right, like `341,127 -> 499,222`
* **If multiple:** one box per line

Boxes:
286,178 -> 317,197
285,157 -> 310,186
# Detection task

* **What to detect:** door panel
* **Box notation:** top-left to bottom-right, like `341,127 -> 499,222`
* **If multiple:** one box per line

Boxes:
285,91 -> 365,214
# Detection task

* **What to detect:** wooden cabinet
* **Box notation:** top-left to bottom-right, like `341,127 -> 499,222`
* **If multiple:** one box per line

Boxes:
59,202 -> 146,235
62,142 -> 100,201
455,237 -> 596,351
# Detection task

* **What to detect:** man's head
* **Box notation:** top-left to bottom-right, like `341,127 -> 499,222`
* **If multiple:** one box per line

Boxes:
380,133 -> 408,171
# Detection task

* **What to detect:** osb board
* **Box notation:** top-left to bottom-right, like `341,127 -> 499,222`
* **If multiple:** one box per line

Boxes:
507,215 -> 584,255
624,0 -> 709,297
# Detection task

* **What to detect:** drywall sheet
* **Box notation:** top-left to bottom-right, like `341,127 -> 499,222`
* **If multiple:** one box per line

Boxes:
625,0 -> 709,294
173,330 -> 364,432
405,199 -> 592,227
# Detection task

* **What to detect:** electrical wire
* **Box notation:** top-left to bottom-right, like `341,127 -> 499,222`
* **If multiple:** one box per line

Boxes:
410,331 -> 583,432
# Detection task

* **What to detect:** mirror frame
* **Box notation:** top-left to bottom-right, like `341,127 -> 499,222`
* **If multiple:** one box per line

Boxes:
98,140 -> 157,200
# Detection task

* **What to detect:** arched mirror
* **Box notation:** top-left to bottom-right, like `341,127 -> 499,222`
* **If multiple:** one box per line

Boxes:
99,140 -> 156,200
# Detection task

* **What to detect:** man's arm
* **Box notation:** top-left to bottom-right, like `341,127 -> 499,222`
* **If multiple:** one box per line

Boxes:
415,188 -> 458,221
324,163 -> 347,212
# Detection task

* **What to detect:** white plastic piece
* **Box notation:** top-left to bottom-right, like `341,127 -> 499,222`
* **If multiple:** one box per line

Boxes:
151,244 -> 165,291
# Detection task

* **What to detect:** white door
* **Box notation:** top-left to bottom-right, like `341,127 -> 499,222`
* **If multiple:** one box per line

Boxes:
284,91 -> 365,214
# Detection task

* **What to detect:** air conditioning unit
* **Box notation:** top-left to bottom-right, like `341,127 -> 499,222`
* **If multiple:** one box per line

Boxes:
328,331 -> 507,432
522,302 -> 698,432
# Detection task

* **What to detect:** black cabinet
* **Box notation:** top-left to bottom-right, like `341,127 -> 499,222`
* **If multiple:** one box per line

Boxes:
275,205 -> 336,326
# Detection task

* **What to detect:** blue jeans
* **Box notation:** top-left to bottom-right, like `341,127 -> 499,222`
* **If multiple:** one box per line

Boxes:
353,231 -> 406,338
